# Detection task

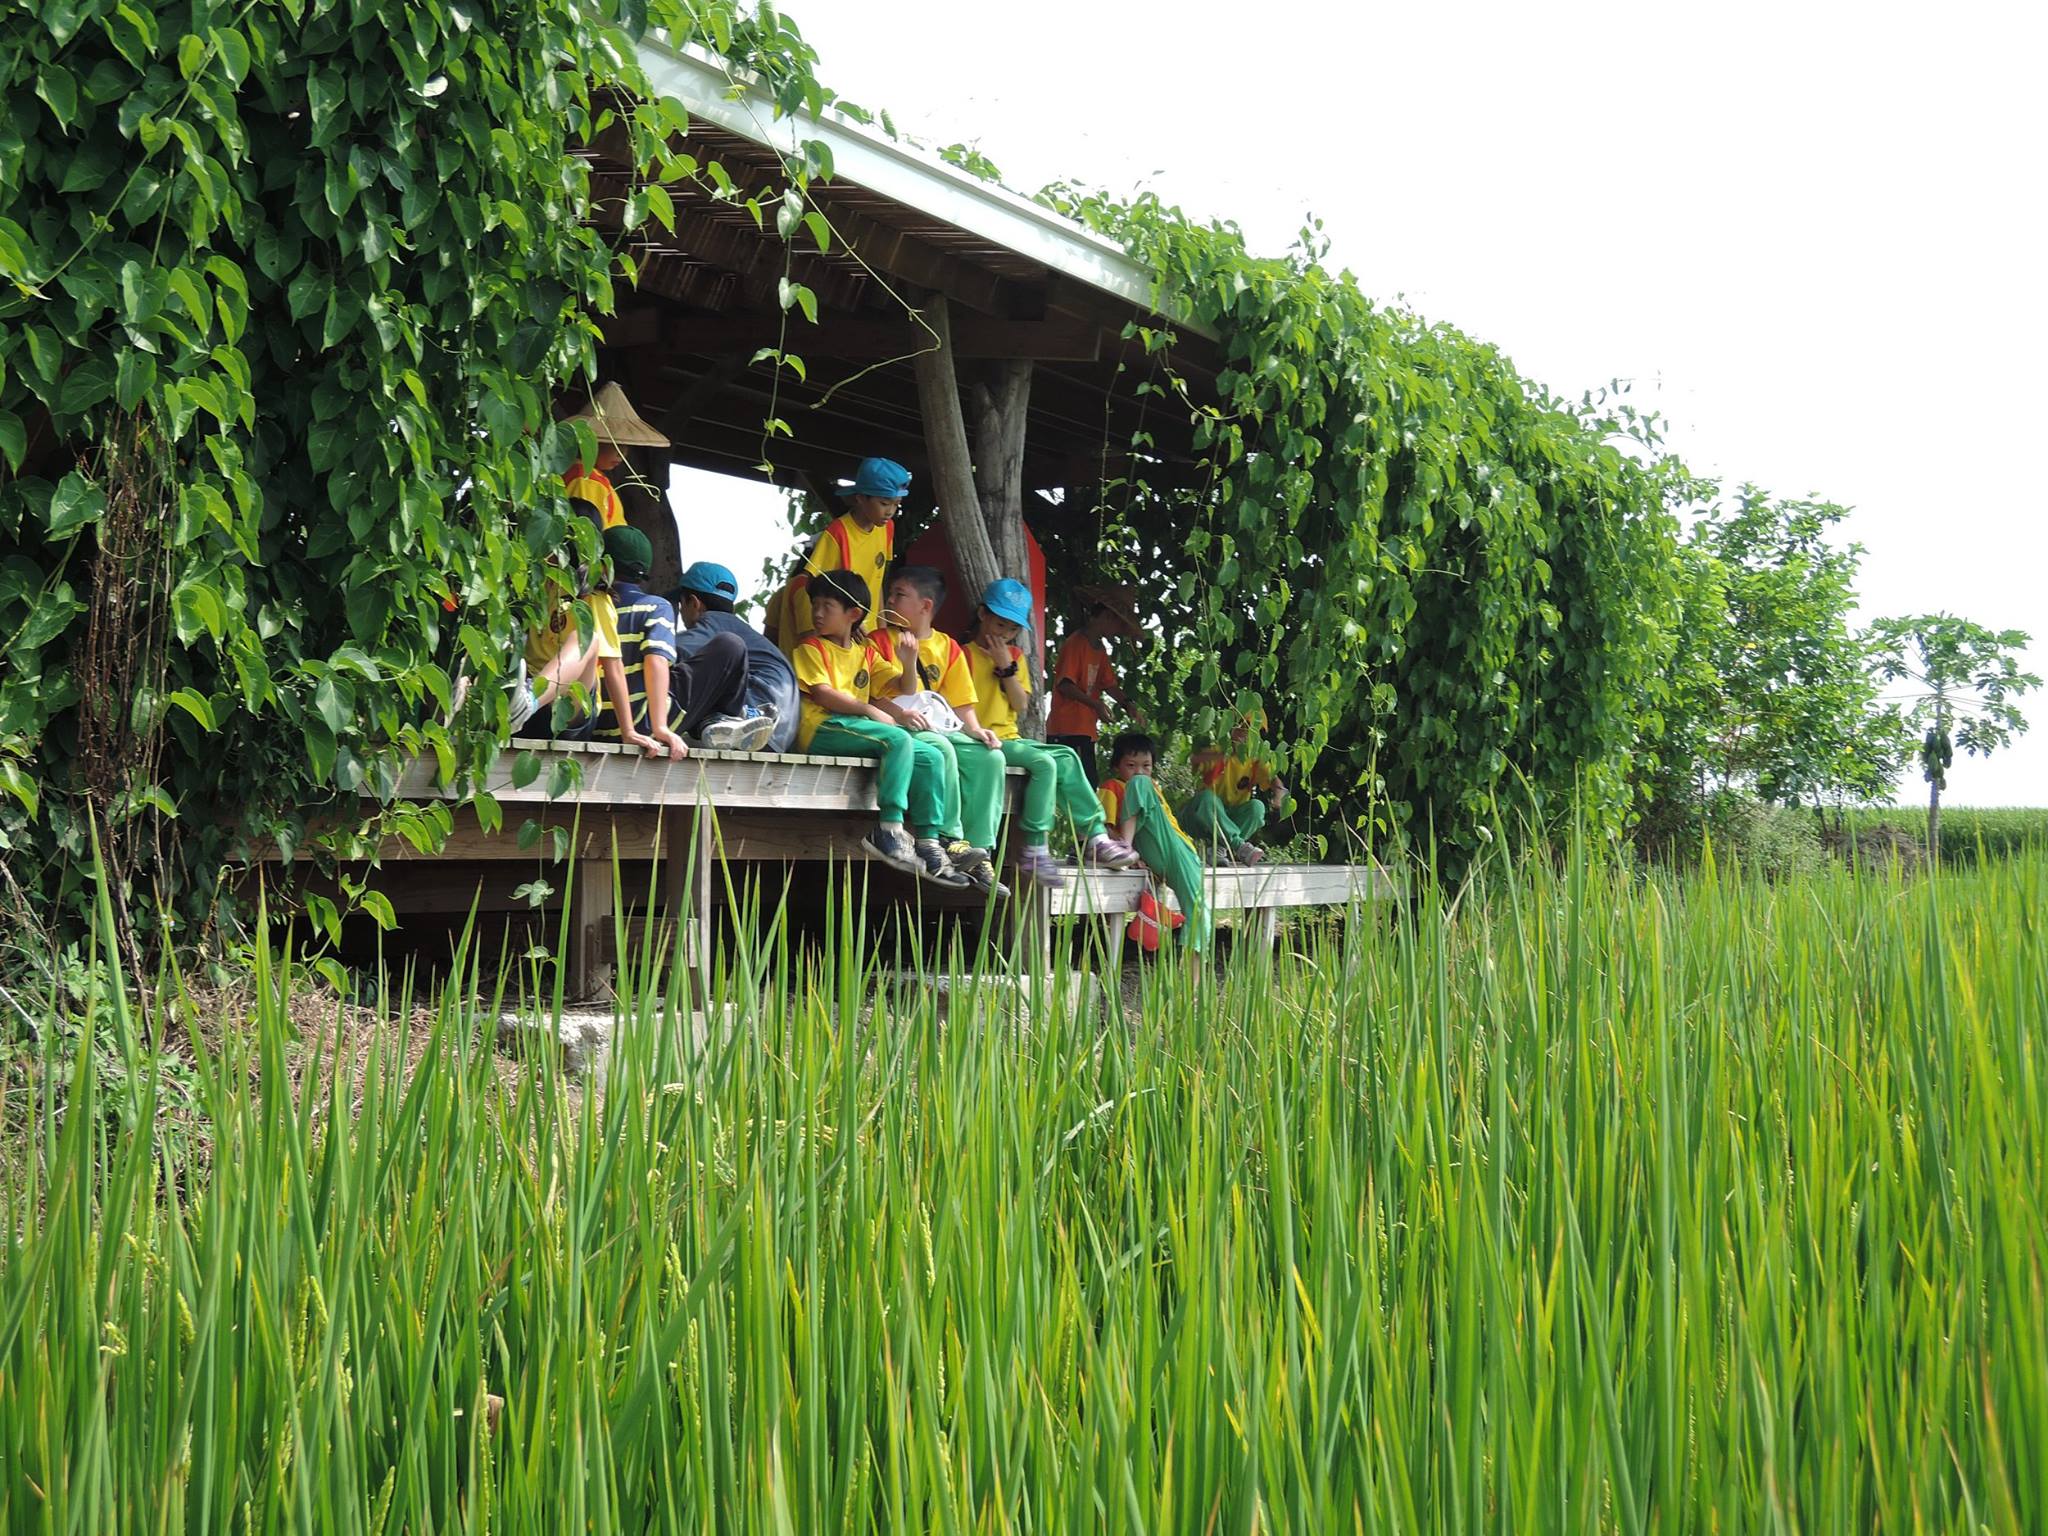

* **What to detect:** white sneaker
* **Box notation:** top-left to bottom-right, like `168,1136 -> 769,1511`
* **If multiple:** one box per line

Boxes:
694,715 -> 752,751
504,661 -> 541,733
732,712 -> 776,751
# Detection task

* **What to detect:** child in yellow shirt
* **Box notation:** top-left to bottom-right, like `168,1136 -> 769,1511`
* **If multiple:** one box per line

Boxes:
791,569 -> 968,886
876,565 -> 1010,897
1181,703 -> 1289,864
775,456 -> 905,655
963,579 -> 1140,888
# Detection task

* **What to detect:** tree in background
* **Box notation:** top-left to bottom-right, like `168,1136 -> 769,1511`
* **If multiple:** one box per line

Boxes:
1634,484 -> 1906,854
1868,614 -> 2039,859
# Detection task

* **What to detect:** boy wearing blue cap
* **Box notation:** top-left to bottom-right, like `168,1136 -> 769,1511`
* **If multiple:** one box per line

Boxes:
964,578 -> 1141,887
670,559 -> 801,753
595,528 -> 763,753
774,456 -> 908,656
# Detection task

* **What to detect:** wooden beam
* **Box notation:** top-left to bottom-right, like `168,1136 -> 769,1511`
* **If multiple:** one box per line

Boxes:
656,311 -> 1099,363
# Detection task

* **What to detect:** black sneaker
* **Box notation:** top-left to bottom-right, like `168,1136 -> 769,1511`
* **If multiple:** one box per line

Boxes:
861,825 -> 923,876
914,836 -> 972,887
944,840 -> 1010,899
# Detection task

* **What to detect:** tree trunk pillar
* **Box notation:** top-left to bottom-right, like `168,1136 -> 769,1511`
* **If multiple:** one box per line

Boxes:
912,296 -> 1044,732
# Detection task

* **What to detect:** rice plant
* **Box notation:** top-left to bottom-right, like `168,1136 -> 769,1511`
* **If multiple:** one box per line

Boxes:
1,844 -> 2042,1532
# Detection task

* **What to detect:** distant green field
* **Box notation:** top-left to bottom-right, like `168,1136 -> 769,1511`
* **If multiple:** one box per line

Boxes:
3,850 -> 2044,1531
1844,804 -> 2048,864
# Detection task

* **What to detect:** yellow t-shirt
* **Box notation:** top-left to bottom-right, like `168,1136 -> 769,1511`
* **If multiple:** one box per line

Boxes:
892,630 -> 976,712
1201,751 -> 1277,808
965,641 -> 1030,740
562,464 -> 625,528
792,634 -> 901,750
525,591 -> 621,673
776,515 -> 896,654
1099,774 -> 1195,848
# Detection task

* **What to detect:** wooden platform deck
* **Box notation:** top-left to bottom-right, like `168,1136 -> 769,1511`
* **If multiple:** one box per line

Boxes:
271,741 -> 1394,998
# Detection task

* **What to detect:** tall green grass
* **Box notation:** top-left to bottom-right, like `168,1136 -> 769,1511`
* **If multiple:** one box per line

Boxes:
2,846 -> 2043,1532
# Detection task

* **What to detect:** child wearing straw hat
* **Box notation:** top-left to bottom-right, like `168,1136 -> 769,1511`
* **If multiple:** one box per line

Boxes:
774,456 -> 907,655
964,578 -> 1141,888
558,382 -> 669,529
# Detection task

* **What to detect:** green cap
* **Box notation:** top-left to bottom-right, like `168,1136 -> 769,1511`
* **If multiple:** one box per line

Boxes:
603,525 -> 653,579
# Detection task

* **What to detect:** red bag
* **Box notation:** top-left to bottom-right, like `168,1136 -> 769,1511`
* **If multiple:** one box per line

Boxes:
1126,886 -> 1185,953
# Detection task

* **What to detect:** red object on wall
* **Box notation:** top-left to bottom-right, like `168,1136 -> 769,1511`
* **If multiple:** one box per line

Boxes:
901,521 -> 1046,672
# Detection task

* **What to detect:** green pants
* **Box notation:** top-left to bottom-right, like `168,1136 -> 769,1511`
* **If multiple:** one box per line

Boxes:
810,717 -> 953,835
1115,774 -> 1211,954
913,730 -> 1007,850
998,738 -> 1106,847
1179,790 -> 1266,855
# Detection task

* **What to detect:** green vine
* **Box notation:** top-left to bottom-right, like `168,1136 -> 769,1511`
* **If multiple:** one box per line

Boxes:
0,0 -> 831,942
1039,187 -> 1687,861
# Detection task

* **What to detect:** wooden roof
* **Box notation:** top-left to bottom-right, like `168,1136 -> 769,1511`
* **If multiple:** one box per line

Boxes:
588,41 -> 1224,515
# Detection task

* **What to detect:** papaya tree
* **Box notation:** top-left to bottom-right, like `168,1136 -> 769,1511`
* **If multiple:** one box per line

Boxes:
1868,614 -> 2039,859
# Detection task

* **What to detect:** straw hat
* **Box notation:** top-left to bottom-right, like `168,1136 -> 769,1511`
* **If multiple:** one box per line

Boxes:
1078,584 -> 1142,637
560,382 -> 670,450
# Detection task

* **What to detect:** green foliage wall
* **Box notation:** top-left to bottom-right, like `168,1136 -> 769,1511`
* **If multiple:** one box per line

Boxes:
0,0 -> 824,940
1043,191 -> 1684,858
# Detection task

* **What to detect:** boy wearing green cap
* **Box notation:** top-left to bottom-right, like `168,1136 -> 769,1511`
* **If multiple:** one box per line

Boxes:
964,579 -> 1141,888
774,456 -> 907,656
596,526 -> 765,755
792,569 -> 969,887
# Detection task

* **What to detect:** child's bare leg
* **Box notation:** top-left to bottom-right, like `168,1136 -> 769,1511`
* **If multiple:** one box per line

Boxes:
533,636 -> 598,709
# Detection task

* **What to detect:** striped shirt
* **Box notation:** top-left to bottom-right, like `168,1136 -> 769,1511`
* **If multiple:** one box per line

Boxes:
596,581 -> 678,738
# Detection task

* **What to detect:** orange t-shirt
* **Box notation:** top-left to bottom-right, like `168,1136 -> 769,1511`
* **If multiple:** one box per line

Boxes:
1045,633 -> 1115,738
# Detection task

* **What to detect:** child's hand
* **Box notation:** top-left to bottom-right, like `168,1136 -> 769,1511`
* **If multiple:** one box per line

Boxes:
972,725 -> 1000,750
976,632 -> 1009,663
624,728 -> 666,759
657,728 -> 691,761
899,706 -> 932,732
893,630 -> 921,678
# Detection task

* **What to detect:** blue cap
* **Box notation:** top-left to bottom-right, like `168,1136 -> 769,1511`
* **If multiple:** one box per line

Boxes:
838,456 -> 912,500
674,560 -> 739,601
979,577 -> 1033,629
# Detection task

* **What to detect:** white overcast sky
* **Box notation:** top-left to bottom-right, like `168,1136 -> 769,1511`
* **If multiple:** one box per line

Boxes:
671,0 -> 2046,806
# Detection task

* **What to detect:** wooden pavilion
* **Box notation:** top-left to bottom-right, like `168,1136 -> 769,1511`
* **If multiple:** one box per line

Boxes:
300,39 -> 1391,1001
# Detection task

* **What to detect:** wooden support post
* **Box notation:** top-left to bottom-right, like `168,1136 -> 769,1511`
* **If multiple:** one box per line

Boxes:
568,855 -> 615,1002
693,804 -> 716,1001
911,294 -> 1004,605
912,294 -> 1046,730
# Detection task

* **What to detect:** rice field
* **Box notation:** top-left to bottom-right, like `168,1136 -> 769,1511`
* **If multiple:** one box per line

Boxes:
1,845 -> 2043,1532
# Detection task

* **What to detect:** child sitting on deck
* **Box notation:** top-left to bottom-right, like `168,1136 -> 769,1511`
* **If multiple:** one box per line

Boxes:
875,564 -> 1010,898
791,569 -> 970,887
1181,703 -> 1290,865
509,499 -> 625,740
1099,732 -> 1211,954
963,578 -> 1141,888
597,529 -> 765,756
668,560 -> 799,752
